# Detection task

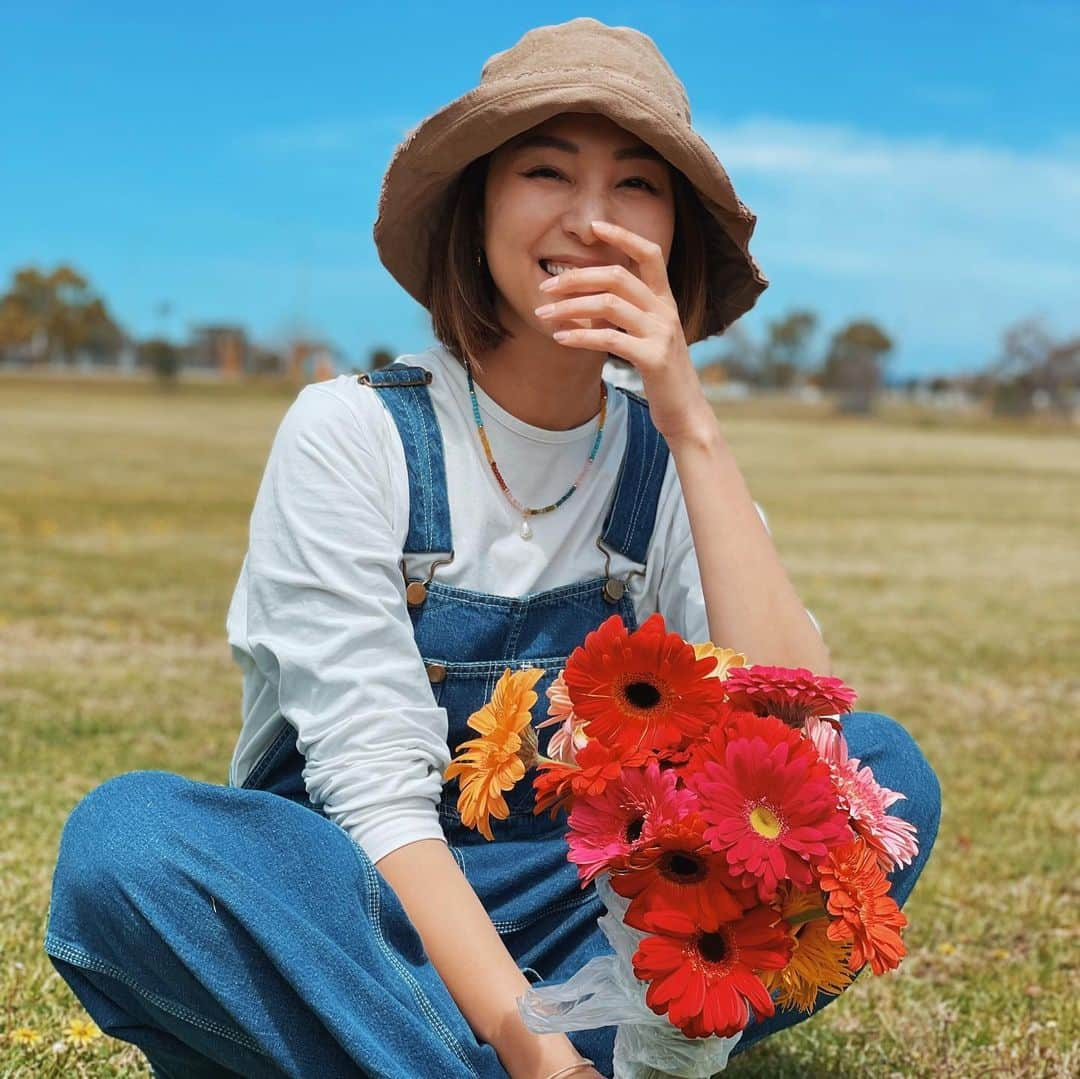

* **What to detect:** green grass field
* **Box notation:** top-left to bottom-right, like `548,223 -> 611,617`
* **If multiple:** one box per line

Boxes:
1,376 -> 1076,1077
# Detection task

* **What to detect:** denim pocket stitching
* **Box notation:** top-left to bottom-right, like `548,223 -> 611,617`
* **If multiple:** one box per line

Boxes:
350,849 -> 481,1077
43,934 -> 267,1056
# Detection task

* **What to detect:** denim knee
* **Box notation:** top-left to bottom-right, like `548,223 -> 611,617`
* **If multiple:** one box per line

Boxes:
50,771 -> 188,931
848,710 -> 941,843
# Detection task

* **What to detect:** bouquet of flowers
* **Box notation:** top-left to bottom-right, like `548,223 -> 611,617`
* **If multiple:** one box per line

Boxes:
443,613 -> 919,1078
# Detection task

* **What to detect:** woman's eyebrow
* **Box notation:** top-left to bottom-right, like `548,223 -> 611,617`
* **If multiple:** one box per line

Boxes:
509,133 -> 664,162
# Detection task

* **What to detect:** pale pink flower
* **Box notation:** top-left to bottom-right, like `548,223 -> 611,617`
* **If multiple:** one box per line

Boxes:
805,716 -> 919,872
537,671 -> 588,763
547,714 -> 589,764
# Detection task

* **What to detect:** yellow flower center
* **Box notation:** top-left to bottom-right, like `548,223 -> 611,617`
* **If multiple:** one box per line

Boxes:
750,804 -> 782,839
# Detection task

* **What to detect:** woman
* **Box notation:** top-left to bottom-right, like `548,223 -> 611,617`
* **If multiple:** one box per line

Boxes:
43,18 -> 940,1079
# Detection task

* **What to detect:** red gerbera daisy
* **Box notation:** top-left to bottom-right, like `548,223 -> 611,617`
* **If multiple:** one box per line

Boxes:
562,613 -> 726,754
566,759 -> 695,886
532,759 -> 576,819
633,904 -> 794,1039
609,813 -> 749,929
723,665 -> 857,731
685,712 -> 853,901
819,837 -> 908,975
531,738 -> 651,819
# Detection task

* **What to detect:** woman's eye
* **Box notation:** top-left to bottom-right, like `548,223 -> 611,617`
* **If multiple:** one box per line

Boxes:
522,168 -> 657,194
524,167 -> 564,180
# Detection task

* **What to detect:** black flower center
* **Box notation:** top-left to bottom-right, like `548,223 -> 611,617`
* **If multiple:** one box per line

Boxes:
625,816 -> 644,843
698,930 -> 730,964
624,681 -> 662,709
661,851 -> 707,884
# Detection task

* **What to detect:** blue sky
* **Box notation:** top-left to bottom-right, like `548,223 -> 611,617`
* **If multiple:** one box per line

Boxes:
4,2 -> 1078,377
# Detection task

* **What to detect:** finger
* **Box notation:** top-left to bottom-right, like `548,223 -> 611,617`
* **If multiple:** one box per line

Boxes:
535,293 -> 651,336
590,220 -> 670,298
552,323 -> 651,369
539,263 -> 657,312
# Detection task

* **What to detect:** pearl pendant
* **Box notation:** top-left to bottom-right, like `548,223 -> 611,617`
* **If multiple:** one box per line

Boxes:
519,518 -> 533,540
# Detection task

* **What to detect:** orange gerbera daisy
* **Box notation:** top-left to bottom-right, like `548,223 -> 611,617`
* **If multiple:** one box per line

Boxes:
762,885 -> 854,1012
563,613 -> 726,754
443,667 -> 544,839
819,837 -> 908,975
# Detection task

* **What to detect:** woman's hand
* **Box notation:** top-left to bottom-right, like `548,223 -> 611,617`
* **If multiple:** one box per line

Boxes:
533,218 -> 715,447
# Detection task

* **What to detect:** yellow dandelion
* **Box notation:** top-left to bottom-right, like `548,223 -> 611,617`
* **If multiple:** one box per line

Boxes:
9,1026 -> 42,1045
64,1017 -> 102,1046
692,642 -> 746,680
443,667 -> 545,840
762,886 -> 855,1013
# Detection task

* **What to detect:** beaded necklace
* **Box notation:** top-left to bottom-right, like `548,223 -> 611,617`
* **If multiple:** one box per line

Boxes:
466,364 -> 608,540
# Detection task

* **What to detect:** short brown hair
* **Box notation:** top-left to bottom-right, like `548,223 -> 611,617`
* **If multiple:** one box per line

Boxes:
426,154 -> 710,369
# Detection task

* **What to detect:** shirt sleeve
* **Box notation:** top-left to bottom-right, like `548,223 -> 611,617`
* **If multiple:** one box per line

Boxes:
238,384 -> 450,864
656,471 -> 824,647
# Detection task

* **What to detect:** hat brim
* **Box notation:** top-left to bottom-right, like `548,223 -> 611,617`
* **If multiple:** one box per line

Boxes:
374,72 -> 768,343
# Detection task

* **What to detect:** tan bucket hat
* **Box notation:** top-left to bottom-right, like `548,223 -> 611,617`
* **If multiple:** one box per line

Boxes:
373,16 -> 768,344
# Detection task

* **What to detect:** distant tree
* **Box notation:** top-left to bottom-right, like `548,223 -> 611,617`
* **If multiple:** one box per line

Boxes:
0,265 -> 125,364
820,320 -> 894,414
710,323 -> 762,386
988,317 -> 1080,418
369,347 -> 395,371
761,309 -> 818,389
137,337 -> 181,385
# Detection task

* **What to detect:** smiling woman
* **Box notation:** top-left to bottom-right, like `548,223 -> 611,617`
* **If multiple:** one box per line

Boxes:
43,16 -> 939,1079
427,118 -> 713,391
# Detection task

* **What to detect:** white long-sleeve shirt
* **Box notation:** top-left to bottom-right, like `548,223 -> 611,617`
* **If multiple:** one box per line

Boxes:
226,343 -> 822,863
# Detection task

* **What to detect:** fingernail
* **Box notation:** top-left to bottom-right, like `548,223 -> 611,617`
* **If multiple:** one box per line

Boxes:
534,304 -> 555,316
539,276 -> 559,291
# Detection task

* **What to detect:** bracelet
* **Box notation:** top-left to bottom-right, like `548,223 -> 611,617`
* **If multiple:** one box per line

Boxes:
543,1059 -> 594,1079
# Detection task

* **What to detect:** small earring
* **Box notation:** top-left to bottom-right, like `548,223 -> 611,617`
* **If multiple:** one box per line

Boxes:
475,248 -> 484,268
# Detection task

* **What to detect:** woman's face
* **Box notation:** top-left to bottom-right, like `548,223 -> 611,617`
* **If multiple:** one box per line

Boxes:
482,112 -> 676,338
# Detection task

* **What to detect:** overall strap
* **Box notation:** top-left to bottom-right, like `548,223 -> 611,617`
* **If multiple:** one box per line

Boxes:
357,364 -> 452,554
600,387 -> 671,566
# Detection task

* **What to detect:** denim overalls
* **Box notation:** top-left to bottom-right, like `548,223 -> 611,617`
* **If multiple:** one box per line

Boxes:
43,365 -> 941,1079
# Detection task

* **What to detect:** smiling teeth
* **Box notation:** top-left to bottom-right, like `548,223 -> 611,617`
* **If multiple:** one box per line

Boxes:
541,261 -> 573,276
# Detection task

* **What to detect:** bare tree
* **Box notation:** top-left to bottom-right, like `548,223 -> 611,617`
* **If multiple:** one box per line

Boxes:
989,317 -> 1080,418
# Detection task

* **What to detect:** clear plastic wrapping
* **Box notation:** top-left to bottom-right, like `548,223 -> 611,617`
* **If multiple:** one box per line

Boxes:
517,874 -> 742,1078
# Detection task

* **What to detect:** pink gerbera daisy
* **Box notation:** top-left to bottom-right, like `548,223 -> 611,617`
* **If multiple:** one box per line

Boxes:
685,712 -> 853,901
804,716 -> 919,872
723,665 -> 858,731
566,760 -> 696,886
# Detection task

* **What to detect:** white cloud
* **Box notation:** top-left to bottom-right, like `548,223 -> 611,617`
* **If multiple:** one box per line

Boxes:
696,117 -> 1080,371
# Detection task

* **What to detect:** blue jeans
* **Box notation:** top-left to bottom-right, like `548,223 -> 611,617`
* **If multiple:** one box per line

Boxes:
43,711 -> 939,1077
